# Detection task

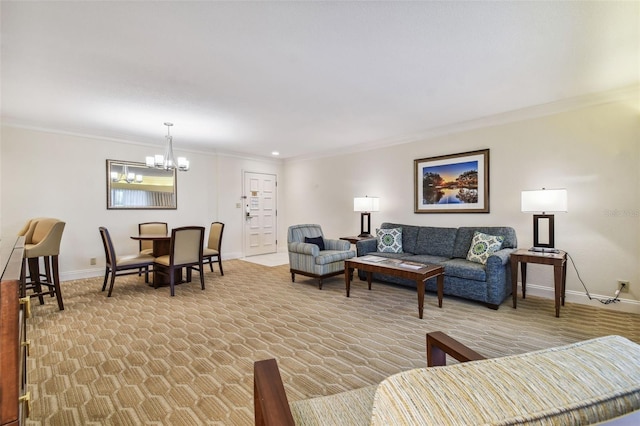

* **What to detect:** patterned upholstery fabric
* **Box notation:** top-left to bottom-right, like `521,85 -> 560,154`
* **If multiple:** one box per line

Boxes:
288,224 -> 355,278
356,223 -> 517,307
290,385 -> 376,426
370,335 -> 640,425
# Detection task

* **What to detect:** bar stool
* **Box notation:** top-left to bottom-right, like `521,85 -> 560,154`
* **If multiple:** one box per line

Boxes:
23,218 -> 66,310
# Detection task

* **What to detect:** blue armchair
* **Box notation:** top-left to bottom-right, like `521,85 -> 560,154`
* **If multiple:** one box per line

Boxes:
287,224 -> 355,289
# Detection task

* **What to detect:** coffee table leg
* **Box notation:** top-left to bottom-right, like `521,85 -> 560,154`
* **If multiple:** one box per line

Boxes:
367,272 -> 372,290
417,279 -> 425,319
437,274 -> 443,308
345,266 -> 352,297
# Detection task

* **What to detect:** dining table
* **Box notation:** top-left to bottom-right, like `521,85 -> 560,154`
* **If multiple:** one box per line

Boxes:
130,233 -> 182,285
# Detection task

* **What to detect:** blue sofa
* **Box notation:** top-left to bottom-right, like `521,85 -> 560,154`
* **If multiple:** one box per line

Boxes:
356,222 -> 517,309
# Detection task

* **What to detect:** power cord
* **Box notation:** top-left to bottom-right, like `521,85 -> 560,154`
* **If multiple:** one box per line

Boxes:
567,252 -> 623,304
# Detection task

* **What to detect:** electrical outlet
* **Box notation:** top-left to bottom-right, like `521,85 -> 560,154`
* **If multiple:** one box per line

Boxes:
618,280 -> 629,293
90,257 -> 97,266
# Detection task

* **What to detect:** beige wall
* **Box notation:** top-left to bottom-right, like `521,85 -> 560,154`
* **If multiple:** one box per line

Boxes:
283,96 -> 640,312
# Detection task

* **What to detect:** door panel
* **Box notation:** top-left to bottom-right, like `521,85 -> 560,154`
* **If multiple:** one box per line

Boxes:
244,172 -> 277,256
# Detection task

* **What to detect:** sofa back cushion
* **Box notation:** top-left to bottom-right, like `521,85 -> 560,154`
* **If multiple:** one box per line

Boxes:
414,227 -> 457,257
453,227 -> 517,259
380,223 -> 420,254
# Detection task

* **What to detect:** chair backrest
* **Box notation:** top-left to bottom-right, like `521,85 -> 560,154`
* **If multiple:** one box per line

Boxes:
170,226 -> 205,266
207,222 -> 225,251
99,227 -> 117,267
138,222 -> 168,252
287,224 -> 325,244
24,218 -> 66,257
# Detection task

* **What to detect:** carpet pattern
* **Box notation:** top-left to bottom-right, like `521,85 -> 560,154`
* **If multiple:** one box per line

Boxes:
24,260 -> 640,425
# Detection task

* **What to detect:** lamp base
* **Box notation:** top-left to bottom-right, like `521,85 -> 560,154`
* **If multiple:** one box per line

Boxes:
358,232 -> 373,238
528,246 -> 559,254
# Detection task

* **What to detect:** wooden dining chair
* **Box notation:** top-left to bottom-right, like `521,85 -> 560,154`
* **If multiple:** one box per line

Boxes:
138,222 -> 168,255
203,222 -> 225,275
99,227 -> 155,297
153,226 -> 205,296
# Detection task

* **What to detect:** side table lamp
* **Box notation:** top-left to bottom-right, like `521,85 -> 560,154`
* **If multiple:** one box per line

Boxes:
353,196 -> 380,238
521,188 -> 567,253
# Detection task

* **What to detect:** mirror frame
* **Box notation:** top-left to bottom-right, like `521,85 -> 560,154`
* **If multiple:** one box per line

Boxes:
106,159 -> 177,210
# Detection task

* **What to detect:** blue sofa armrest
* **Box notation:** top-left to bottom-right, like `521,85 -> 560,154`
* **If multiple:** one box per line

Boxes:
486,248 -> 515,267
356,238 -> 378,256
324,239 -> 351,251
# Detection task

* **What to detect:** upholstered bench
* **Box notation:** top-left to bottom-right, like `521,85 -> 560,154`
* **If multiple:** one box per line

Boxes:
254,332 -> 640,425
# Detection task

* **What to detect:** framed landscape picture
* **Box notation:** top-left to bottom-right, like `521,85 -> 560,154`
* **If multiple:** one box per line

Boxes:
414,149 -> 489,213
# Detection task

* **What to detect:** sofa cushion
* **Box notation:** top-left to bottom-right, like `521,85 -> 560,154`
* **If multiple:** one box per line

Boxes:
381,222 -> 419,254
371,335 -> 640,425
444,258 -> 487,281
453,227 -> 517,259
290,384 -> 377,425
466,231 -> 504,265
403,254 -> 450,267
304,236 -> 325,251
377,228 -> 403,253
414,226 -> 457,257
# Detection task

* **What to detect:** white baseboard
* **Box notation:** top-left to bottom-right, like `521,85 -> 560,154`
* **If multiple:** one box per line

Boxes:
517,283 -> 640,314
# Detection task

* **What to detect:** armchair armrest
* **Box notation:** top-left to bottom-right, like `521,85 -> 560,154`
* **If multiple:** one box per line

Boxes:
287,242 -> 319,256
426,331 -> 486,367
254,359 -> 295,426
323,238 -> 351,251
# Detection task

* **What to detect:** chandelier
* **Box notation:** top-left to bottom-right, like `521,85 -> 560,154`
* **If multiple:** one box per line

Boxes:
145,122 -> 190,171
111,164 -> 143,184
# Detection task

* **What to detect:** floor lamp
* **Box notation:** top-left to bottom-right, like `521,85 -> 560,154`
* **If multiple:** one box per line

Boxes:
353,196 -> 380,238
521,188 -> 567,253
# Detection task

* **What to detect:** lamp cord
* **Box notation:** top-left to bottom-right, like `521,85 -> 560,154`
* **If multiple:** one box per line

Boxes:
566,252 -> 622,305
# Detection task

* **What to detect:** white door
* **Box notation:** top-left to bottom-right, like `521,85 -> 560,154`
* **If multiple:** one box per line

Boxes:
244,172 -> 277,256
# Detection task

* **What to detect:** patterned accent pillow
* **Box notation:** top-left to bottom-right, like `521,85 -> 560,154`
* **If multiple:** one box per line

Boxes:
466,231 -> 504,265
377,228 -> 403,253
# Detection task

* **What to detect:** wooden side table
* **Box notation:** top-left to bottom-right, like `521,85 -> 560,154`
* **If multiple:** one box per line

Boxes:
340,236 -> 375,245
510,249 -> 567,317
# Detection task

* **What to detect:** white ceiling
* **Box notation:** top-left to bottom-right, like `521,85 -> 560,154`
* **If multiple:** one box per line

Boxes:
1,1 -> 638,160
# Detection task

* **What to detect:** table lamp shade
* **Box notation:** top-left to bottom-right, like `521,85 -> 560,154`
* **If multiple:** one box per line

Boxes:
354,196 -> 380,212
521,189 -> 567,213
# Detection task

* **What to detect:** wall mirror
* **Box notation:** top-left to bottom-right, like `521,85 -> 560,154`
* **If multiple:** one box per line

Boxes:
106,159 -> 177,209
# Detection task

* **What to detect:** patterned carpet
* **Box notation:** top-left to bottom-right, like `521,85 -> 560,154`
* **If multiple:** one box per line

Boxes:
24,259 -> 640,425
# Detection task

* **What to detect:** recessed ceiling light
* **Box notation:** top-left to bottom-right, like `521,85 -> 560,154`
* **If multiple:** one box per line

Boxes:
271,151 -> 280,156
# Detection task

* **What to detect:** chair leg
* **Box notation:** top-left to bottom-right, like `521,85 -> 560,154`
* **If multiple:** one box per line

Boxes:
291,273 -> 295,282
107,270 -> 116,297
218,258 -> 224,276
170,266 -> 176,296
208,258 -> 214,273
102,267 -> 109,291
318,278 -> 323,290
199,263 -> 205,290
28,257 -> 46,305
51,255 -> 64,310
44,256 -> 53,293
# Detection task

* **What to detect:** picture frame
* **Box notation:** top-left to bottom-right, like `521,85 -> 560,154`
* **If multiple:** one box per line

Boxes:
106,159 -> 177,210
414,149 -> 489,213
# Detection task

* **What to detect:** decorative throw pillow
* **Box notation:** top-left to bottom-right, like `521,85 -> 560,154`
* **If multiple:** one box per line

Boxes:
466,231 -> 504,265
377,228 -> 403,253
304,236 -> 325,251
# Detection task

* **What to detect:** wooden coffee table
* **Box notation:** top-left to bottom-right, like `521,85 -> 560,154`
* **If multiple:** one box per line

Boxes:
345,256 -> 445,319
